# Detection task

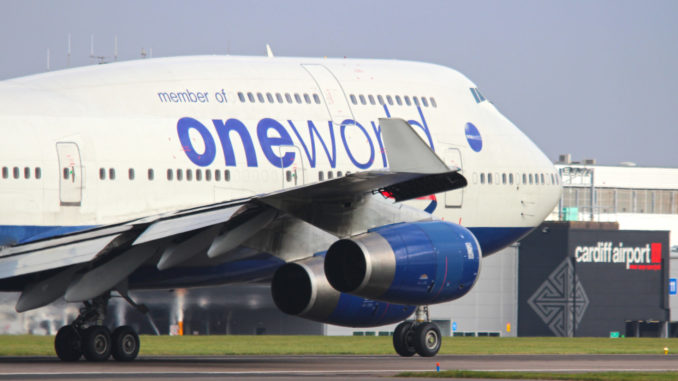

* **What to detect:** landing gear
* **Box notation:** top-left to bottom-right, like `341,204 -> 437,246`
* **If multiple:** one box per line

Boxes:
111,326 -> 140,361
54,291 -> 145,362
393,306 -> 442,357
54,325 -> 81,361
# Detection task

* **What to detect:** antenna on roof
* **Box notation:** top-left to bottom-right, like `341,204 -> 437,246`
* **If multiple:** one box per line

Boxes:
266,44 -> 274,58
67,33 -> 71,67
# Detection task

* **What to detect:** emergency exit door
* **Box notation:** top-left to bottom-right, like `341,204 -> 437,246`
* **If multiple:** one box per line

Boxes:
443,147 -> 463,208
56,142 -> 83,206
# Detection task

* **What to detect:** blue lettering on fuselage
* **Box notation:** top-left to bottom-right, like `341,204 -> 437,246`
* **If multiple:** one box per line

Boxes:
177,105 -> 434,170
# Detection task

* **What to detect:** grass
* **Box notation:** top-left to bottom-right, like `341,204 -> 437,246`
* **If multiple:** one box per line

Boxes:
0,335 -> 678,356
397,370 -> 678,380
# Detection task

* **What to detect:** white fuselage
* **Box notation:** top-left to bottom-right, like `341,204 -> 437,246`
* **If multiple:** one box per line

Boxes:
0,56 -> 561,252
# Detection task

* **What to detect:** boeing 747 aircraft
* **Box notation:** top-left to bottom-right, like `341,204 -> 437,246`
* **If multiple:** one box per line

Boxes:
0,55 -> 561,361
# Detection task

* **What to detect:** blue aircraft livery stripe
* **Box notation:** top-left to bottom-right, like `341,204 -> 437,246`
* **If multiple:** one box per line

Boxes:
0,225 -> 96,246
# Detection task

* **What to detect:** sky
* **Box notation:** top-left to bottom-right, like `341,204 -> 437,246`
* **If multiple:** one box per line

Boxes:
1,0 -> 676,167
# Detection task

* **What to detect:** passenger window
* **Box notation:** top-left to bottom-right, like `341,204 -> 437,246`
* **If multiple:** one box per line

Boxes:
359,95 -> 366,105
238,92 -> 245,102
196,169 -> 202,181
404,96 -> 411,106
386,95 -> 393,105
205,169 -> 212,181
186,169 -> 193,181
413,96 -> 420,106
224,169 -> 231,181
377,95 -> 385,105
488,173 -> 492,184
529,174 -> 533,184
285,93 -> 293,103
285,170 -> 292,182
109,168 -> 116,180
35,167 -> 41,179
247,92 -> 255,102
337,171 -> 343,177
522,173 -> 526,184
265,93 -> 273,103
368,95 -> 375,105
257,93 -> 265,103
313,94 -> 321,104
328,171 -> 334,179
421,97 -> 429,107
294,93 -> 302,103
166,169 -> 173,181
62,167 -> 68,180
303,93 -> 311,104
24,167 -> 30,179
350,94 -> 357,105
318,171 -> 324,181
509,173 -> 514,184
148,168 -> 154,180
276,93 -> 284,103
480,173 -> 485,184
540,174 -> 545,184
430,97 -> 437,107
395,95 -> 402,105
128,168 -> 135,180
2,167 -> 7,179
502,173 -> 506,184
214,169 -> 221,181
99,168 -> 106,180
176,169 -> 183,181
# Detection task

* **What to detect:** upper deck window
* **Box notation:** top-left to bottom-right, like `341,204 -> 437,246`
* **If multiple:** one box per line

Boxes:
350,94 -> 357,105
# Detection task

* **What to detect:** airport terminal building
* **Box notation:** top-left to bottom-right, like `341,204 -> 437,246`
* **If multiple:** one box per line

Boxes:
3,158 -> 678,338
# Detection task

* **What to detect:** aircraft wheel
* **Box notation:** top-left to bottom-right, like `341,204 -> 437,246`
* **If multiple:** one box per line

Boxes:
111,325 -> 140,361
393,321 -> 416,357
82,325 -> 112,361
413,322 -> 441,357
55,325 -> 82,362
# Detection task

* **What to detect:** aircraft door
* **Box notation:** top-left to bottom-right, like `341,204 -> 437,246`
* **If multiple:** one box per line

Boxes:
277,145 -> 305,189
56,142 -> 83,206
442,147 -> 463,208
302,64 -> 354,123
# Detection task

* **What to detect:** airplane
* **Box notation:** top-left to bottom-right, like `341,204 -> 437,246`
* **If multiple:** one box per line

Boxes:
0,54 -> 561,361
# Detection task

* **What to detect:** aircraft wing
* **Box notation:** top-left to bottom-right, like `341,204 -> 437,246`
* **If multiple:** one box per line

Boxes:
0,118 -> 466,312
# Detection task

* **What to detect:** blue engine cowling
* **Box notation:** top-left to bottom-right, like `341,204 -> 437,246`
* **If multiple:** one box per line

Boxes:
324,221 -> 481,305
271,255 -> 415,327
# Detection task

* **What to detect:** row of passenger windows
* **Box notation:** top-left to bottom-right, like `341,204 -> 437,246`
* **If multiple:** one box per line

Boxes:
236,91 -> 322,105
477,172 -> 560,186
349,93 -> 437,108
2,166 -> 42,180
98,168 -> 232,182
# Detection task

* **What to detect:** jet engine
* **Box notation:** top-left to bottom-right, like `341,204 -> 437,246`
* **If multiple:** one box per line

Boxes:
324,221 -> 481,305
271,256 -> 415,327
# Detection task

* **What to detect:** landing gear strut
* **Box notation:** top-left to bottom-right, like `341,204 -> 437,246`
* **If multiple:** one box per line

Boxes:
393,305 -> 442,357
54,291 -> 143,362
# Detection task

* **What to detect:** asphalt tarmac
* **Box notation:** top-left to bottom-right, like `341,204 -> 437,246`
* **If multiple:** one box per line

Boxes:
0,354 -> 676,380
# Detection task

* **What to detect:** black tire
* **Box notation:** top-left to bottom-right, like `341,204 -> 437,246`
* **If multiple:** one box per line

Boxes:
55,325 -> 82,362
393,321 -> 416,357
111,326 -> 140,362
81,326 -> 112,362
413,322 -> 441,357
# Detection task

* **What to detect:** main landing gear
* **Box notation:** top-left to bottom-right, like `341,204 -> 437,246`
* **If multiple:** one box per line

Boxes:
54,292 -> 142,362
393,305 -> 442,357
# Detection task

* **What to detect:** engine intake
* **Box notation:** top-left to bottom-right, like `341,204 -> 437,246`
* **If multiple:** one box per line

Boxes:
271,256 -> 415,327
324,221 -> 481,305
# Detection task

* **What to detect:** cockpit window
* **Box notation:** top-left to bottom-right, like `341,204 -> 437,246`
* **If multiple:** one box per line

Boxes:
470,88 -> 487,104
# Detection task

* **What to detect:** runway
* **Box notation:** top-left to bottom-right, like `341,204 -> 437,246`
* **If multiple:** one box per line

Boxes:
0,354 -> 676,380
